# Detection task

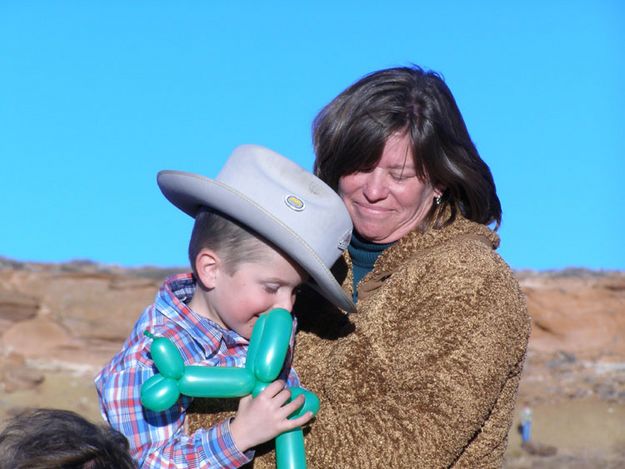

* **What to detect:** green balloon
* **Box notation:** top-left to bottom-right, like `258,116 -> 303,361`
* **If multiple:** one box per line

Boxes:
140,374 -> 180,412
276,428 -> 307,469
251,380 -> 269,398
288,387 -> 320,419
253,308 -> 293,382
178,366 -> 255,397
149,336 -> 185,380
245,313 -> 267,376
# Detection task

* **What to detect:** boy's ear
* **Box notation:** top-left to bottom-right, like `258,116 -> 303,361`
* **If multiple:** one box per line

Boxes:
194,249 -> 221,289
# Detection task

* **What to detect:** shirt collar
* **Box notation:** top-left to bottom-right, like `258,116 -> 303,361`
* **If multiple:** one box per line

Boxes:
156,273 -> 249,356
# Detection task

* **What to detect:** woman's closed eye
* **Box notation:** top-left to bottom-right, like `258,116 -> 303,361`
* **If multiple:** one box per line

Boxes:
389,169 -> 417,181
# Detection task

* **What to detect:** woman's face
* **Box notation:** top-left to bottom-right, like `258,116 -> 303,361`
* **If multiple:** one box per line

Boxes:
338,132 -> 440,243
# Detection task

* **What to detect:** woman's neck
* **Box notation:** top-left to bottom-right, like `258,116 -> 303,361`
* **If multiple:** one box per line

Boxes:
348,232 -> 395,302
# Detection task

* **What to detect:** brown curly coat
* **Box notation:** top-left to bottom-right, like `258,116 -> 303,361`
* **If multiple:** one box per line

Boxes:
188,216 -> 530,468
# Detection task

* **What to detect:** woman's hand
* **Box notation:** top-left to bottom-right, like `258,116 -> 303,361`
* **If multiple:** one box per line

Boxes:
229,380 -> 313,452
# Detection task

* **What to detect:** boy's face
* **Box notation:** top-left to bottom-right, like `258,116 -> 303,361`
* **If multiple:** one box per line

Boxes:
206,247 -> 307,340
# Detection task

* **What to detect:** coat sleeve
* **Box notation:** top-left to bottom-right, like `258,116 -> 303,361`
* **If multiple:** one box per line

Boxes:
390,255 -> 528,465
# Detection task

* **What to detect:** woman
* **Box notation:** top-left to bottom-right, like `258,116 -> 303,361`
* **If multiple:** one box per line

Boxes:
291,66 -> 530,468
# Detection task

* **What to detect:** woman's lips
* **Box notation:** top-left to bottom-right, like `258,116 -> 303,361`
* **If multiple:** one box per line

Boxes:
354,201 -> 391,215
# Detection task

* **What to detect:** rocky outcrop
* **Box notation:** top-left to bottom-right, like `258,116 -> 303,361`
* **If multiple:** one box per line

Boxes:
0,263 -> 623,395
519,270 -> 625,357
0,261 -> 184,397
0,288 -> 39,324
0,259 -> 623,466
0,351 -> 44,393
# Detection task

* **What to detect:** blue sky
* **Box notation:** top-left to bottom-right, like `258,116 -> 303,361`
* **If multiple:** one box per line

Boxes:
1,1 -> 624,271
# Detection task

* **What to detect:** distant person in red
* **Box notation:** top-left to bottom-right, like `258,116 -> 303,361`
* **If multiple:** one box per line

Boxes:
0,408 -> 135,468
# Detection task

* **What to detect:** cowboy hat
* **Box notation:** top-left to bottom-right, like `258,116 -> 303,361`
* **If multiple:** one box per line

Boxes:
157,144 -> 355,313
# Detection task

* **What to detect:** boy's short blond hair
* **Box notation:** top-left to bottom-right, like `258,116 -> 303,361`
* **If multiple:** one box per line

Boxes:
188,208 -> 272,278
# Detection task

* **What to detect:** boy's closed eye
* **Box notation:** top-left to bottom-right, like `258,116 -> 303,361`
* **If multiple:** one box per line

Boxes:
263,284 -> 281,294
263,283 -> 303,295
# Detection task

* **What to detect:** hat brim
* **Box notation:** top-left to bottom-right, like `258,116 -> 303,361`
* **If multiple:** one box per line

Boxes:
158,170 -> 355,313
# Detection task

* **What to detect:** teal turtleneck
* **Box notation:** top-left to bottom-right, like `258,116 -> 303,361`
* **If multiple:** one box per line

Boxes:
348,232 -> 395,302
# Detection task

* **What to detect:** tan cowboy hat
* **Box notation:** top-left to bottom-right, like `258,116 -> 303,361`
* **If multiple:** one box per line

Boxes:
157,144 -> 355,313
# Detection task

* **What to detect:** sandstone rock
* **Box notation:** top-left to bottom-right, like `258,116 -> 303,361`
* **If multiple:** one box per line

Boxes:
0,288 -> 39,323
12,272 -> 159,342
1,316 -> 77,359
0,352 -> 45,393
521,273 -> 625,357
109,277 -> 159,290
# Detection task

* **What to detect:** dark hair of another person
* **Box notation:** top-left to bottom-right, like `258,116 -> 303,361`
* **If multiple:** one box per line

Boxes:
0,408 -> 135,469
313,65 -> 502,230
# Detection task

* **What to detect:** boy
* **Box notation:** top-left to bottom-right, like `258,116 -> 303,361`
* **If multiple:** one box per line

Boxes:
95,145 -> 354,467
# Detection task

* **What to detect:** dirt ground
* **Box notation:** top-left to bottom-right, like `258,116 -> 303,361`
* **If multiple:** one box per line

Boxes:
2,363 -> 623,468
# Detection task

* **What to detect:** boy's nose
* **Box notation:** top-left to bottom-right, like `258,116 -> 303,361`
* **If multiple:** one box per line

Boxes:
275,293 -> 296,312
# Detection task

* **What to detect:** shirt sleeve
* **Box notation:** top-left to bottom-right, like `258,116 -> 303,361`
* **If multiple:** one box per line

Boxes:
97,365 -> 253,468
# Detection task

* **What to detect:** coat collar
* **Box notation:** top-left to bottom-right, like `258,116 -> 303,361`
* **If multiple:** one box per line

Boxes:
346,215 -> 500,302
375,215 -> 499,273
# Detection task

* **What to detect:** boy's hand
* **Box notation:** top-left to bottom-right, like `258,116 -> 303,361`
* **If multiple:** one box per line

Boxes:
229,380 -> 314,452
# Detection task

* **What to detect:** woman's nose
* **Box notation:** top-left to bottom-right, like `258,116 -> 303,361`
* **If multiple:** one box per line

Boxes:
362,170 -> 388,201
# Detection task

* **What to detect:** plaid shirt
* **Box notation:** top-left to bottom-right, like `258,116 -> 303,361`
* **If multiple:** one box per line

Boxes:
95,273 -> 300,468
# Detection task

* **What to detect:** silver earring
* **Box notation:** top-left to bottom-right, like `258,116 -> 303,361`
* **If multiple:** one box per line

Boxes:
435,195 -> 442,206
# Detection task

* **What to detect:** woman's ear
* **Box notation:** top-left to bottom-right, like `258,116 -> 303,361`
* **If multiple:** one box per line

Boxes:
433,185 -> 445,198
194,249 -> 221,289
